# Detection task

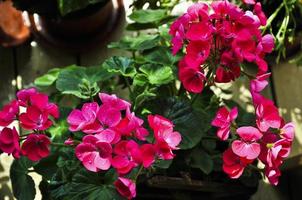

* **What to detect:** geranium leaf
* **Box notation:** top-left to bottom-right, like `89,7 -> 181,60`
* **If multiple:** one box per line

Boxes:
103,56 -> 137,78
190,149 -> 214,175
34,68 -> 60,87
10,157 -> 36,200
129,9 -> 167,24
140,64 -> 174,85
143,46 -> 178,66
58,0 -> 108,16
108,35 -> 160,51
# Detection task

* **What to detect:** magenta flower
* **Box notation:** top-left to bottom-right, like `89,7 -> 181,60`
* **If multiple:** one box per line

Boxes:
75,130 -> 116,172
184,41 -> 211,67
148,115 -> 181,160
21,134 -> 50,161
178,59 -> 206,94
242,0 -> 256,4
0,100 -> 19,126
0,127 -> 20,159
280,122 -> 295,142
232,126 -> 262,159
97,104 -> 121,128
114,177 -> 136,200
19,106 -> 53,130
222,148 -> 253,179
99,93 -> 130,111
256,99 -> 281,132
254,2 -> 267,26
29,93 -> 59,118
215,51 -> 241,83
211,106 -> 238,141
17,88 -> 37,106
265,167 -> 281,186
67,102 -> 102,134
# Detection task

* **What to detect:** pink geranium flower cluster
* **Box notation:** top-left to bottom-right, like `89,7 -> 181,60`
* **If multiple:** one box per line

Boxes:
0,88 -> 59,161
169,0 -> 273,93
67,93 -> 181,199
212,73 -> 294,185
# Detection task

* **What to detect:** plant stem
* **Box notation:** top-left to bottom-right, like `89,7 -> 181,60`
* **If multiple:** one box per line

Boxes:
134,165 -> 144,182
241,70 -> 255,80
124,77 -> 133,95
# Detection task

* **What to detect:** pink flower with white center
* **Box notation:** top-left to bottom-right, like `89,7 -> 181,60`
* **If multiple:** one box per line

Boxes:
75,130 -> 116,172
256,99 -> 281,132
254,2 -> 267,26
223,148 -> 253,179
99,93 -> 131,111
0,127 -> 20,159
67,102 -> 102,134
265,167 -> 281,186
211,106 -> 238,141
114,177 -> 136,200
17,88 -> 37,106
232,126 -> 262,160
19,106 -> 53,131
148,115 -> 181,160
178,59 -> 206,94
21,134 -> 50,161
0,100 -> 19,126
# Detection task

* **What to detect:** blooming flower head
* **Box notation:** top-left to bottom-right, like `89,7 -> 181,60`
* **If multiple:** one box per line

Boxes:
0,127 -> 20,158
114,177 -> 136,199
16,87 -> 37,106
232,126 -> 262,160
256,99 -> 281,132
212,106 -> 238,140
75,130 -> 117,172
21,134 -> 51,161
0,100 -> 19,126
223,148 -> 253,179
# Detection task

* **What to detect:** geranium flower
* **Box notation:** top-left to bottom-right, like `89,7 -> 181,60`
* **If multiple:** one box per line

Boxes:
223,148 -> 253,179
29,93 -> 59,119
21,134 -> 50,161
67,102 -> 102,134
242,0 -> 256,5
232,126 -> 262,159
0,100 -> 19,126
75,130 -> 116,172
114,177 -> 136,200
99,93 -> 131,111
178,59 -> 206,93
19,106 -> 53,130
215,51 -> 241,83
254,2 -> 267,26
256,99 -> 281,132
279,122 -> 295,142
211,106 -> 238,140
0,127 -> 20,159
16,88 -> 37,106
265,167 -> 281,186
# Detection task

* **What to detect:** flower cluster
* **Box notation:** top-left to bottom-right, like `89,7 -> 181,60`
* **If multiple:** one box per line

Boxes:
169,0 -> 273,93
0,88 -> 59,161
212,73 -> 294,185
67,93 -> 182,199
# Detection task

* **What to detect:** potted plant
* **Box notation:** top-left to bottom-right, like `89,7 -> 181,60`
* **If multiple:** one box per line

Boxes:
0,0 -> 295,199
9,0 -> 124,50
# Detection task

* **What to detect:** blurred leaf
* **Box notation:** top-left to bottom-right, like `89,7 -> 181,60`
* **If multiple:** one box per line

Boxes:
58,0 -> 108,16
129,9 -> 166,24
143,46 -> 177,66
103,56 -> 137,78
10,157 -> 36,200
108,35 -> 160,51
34,68 -> 60,87
154,159 -> 173,169
140,64 -> 174,85
190,148 -> 214,174
34,154 -> 59,180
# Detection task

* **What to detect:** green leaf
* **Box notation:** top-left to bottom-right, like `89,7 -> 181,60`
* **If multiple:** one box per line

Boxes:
140,64 -> 174,85
108,35 -> 160,51
34,154 -> 59,180
103,56 -> 137,77
34,68 -> 60,87
56,65 -> 112,99
190,149 -> 214,174
57,0 -> 108,16
10,157 -> 36,200
129,9 -> 167,24
144,96 -> 217,149
143,46 -> 177,66
68,169 -> 123,200
48,120 -> 69,141
133,74 -> 148,87
154,159 -> 173,169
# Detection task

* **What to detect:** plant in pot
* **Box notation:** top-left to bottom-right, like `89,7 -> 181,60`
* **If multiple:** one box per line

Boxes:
0,0 -> 295,199
9,0 -> 123,50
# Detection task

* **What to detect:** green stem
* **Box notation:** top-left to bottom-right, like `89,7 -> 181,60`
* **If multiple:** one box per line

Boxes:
262,2 -> 284,34
241,70 -> 255,80
124,77 -> 133,95
134,165 -> 144,182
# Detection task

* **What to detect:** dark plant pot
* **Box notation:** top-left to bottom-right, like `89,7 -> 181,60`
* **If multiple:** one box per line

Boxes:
136,176 -> 258,200
26,0 -> 124,52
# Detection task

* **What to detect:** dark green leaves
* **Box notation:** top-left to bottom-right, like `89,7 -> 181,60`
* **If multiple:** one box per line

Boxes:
34,68 -> 60,87
56,65 -> 112,99
10,157 -> 36,200
143,46 -> 178,66
139,64 -> 174,85
189,148 -> 214,175
129,9 -> 167,24
103,56 -> 136,77
108,35 -> 160,51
